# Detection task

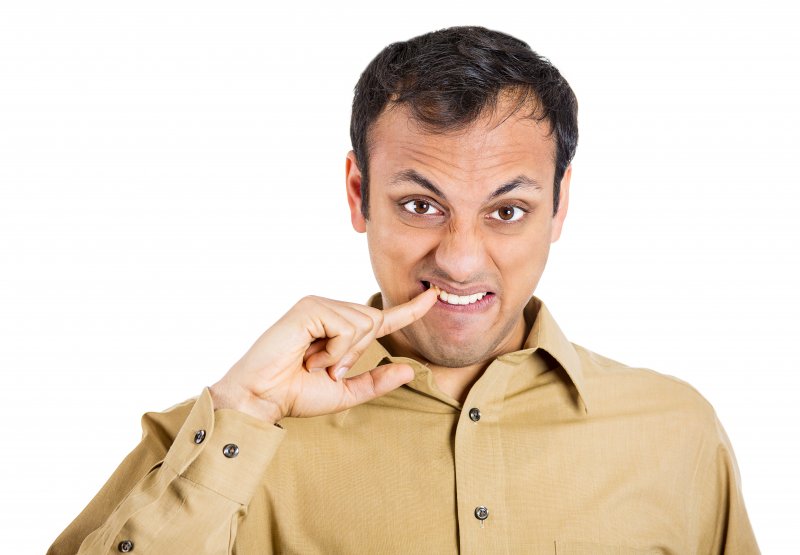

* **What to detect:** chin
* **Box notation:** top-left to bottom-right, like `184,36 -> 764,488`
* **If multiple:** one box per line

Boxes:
425,351 -> 487,369
412,331 -> 494,368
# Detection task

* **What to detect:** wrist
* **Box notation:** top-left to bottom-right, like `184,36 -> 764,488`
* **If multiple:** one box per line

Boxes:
208,381 -> 283,425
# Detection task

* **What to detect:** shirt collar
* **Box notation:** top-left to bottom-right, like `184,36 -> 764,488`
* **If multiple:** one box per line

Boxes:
357,293 -> 590,413
522,296 -> 590,413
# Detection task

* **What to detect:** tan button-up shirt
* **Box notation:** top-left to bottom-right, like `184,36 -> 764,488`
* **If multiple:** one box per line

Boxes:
49,296 -> 759,554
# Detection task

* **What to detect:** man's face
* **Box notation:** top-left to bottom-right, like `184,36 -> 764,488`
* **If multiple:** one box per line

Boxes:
346,101 -> 570,368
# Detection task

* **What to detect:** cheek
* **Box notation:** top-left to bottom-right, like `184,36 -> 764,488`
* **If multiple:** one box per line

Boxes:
366,217 -> 439,282
489,228 -> 552,290
368,197 -> 441,253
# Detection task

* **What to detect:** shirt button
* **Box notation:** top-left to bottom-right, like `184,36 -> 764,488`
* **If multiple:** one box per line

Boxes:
117,540 -> 134,552
468,407 -> 481,422
474,506 -> 489,521
222,443 -> 239,458
193,429 -> 206,444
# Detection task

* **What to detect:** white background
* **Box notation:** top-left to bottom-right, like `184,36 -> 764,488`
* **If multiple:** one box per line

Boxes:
1,1 -> 797,553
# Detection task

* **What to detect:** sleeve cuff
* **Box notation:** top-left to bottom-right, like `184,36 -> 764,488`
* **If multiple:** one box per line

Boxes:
163,387 -> 285,505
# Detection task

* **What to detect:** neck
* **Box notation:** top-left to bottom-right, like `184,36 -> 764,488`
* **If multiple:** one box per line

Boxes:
428,360 -> 489,404
382,315 -> 529,405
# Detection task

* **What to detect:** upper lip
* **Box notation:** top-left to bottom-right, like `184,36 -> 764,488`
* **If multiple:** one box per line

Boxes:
422,279 -> 494,296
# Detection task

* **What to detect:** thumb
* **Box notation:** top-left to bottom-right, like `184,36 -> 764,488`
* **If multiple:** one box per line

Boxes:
339,363 -> 415,409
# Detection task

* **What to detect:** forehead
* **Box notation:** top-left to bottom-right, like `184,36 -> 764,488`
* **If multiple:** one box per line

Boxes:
367,102 -> 557,187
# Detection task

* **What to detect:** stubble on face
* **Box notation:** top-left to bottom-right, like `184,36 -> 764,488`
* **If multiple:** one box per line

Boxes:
392,294 -> 531,369
362,100 -> 560,371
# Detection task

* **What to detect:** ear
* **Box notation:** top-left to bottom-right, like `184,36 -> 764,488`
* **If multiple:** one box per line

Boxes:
346,151 -> 367,233
550,164 -> 571,243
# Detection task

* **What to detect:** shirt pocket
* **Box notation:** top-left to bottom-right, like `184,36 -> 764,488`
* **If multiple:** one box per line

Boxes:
555,541 -> 667,555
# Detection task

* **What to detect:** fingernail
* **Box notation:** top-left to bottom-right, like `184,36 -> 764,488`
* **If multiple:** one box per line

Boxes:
334,366 -> 349,381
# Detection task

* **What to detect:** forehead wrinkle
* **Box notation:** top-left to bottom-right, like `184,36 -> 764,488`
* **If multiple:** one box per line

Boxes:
390,146 -> 493,189
370,103 -> 557,191
377,123 -> 518,172
391,144 -> 548,200
401,144 -> 463,173
400,142 -> 532,180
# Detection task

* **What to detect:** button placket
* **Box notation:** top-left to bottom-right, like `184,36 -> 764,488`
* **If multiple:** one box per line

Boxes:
454,360 -> 514,550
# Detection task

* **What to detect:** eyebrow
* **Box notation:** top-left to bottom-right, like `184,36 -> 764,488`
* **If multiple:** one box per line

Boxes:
390,169 -> 446,198
489,175 -> 543,199
389,169 -> 543,202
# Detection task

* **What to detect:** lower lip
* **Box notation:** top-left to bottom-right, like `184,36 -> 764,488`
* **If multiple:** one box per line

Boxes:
420,282 -> 496,312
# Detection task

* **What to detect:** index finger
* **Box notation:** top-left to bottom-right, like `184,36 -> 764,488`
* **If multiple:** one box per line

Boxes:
377,287 -> 438,337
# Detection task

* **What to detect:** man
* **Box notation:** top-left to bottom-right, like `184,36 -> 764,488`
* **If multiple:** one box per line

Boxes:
49,26 -> 759,554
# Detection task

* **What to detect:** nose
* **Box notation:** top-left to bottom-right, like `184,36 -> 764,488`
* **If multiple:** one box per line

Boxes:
433,221 -> 490,284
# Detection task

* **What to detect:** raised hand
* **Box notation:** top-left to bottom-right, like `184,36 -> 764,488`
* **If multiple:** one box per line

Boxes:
209,288 -> 438,424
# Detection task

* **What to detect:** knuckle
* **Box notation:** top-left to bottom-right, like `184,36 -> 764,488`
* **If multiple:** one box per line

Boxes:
341,323 -> 357,340
355,311 -> 374,333
297,295 -> 318,308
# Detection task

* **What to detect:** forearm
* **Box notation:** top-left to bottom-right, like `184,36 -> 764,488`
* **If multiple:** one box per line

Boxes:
49,389 -> 285,555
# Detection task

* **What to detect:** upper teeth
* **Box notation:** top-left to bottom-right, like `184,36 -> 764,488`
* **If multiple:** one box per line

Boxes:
430,284 -> 487,305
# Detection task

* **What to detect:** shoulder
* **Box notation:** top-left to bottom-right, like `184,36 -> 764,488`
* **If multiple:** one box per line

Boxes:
573,343 -> 720,432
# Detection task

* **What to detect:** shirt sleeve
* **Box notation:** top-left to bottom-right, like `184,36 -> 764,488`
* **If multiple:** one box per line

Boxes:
47,388 -> 285,555
691,411 -> 760,554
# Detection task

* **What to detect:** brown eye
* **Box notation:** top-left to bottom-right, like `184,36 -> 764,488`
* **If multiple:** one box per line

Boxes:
489,205 -> 525,222
402,199 -> 440,216
414,200 -> 430,214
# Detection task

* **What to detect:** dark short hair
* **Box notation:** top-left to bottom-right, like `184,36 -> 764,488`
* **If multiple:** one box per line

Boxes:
350,26 -> 578,218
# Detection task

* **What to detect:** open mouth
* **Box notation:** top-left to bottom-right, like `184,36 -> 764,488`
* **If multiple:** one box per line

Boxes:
422,280 -> 494,307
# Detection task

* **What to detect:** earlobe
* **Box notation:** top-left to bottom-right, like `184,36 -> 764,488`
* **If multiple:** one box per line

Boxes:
550,165 -> 571,243
346,151 -> 367,233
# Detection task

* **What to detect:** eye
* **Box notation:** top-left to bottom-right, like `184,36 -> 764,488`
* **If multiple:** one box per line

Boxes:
402,199 -> 442,216
489,205 -> 526,222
